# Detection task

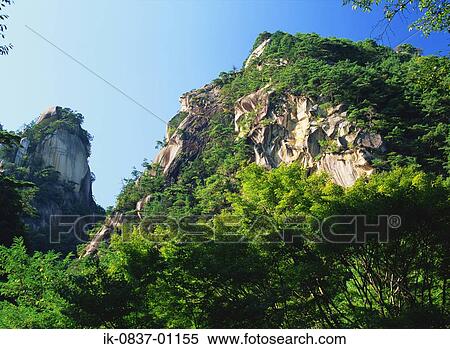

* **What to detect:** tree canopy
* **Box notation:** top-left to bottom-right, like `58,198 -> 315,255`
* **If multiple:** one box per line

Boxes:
343,0 -> 450,36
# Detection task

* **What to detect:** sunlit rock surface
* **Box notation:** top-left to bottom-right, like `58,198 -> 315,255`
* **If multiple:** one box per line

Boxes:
153,84 -> 222,179
234,88 -> 383,187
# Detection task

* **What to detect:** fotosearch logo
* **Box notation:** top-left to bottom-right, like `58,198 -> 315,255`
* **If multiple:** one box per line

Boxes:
321,214 -> 401,243
48,214 -> 401,245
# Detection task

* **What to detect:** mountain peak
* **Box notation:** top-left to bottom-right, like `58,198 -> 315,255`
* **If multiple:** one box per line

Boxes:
37,105 -> 62,124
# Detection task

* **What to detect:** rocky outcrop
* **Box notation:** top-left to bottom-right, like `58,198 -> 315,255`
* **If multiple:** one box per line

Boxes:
153,84 -> 222,179
84,86 -> 224,256
15,106 -> 101,252
27,106 -> 94,204
235,88 -> 384,187
317,151 -> 375,187
35,128 -> 91,194
81,213 -> 125,257
37,106 -> 62,124
245,38 -> 271,68
136,194 -> 152,219
14,138 -> 30,165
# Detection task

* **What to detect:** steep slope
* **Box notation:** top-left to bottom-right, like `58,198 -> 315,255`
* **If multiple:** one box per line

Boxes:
84,31 -> 450,255
1,106 -> 103,252
233,89 -> 382,187
153,84 -> 223,180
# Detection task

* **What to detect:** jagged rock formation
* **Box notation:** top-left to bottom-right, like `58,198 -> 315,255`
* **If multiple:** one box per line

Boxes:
153,84 -> 222,179
234,88 -> 383,187
153,81 -> 382,189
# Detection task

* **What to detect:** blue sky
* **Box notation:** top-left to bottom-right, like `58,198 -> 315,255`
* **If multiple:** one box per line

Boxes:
0,0 -> 448,208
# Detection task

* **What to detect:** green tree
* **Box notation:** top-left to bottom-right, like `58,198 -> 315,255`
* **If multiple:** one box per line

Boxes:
343,0 -> 450,35
0,130 -> 35,245
228,164 -> 450,327
64,230 -> 163,328
0,238 -> 74,328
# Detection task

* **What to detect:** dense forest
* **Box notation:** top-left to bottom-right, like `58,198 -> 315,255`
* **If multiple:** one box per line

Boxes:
0,31 -> 449,328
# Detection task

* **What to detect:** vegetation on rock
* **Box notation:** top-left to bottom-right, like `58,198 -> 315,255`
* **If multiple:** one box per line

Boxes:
0,32 -> 449,328
0,109 -> 103,252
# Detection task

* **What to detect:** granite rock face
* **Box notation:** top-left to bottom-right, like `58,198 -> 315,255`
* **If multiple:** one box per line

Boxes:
153,84 -> 222,179
234,88 -> 383,187
244,38 -> 271,68
35,128 -> 91,194
13,106 -> 101,252
14,138 -> 30,165
30,106 -> 94,205
84,86 -> 224,256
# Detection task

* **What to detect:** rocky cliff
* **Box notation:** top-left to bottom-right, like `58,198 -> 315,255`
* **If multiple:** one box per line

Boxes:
153,87 -> 382,188
83,83 -> 382,256
84,31 -> 448,256
32,107 -> 93,200
234,88 -> 383,187
151,38 -> 386,187
152,84 -> 222,180
6,106 -> 102,252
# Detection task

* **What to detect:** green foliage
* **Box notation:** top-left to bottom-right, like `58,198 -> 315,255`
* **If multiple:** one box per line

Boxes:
0,238 -> 74,328
167,111 -> 188,139
0,176 -> 30,245
0,131 -> 36,245
236,110 -> 257,136
318,139 -> 341,153
0,162 -> 449,328
0,129 -> 20,147
221,164 -> 450,327
63,231 -> 163,328
343,0 -> 450,35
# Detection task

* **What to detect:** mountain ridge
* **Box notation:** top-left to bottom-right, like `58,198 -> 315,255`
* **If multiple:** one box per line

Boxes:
83,31 -> 449,254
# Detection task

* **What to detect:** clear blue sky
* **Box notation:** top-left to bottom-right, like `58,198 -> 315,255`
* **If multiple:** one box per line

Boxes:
0,0 -> 448,208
